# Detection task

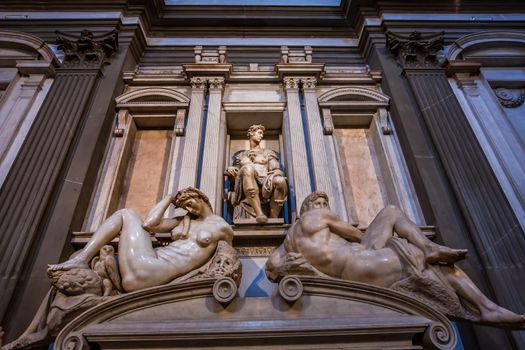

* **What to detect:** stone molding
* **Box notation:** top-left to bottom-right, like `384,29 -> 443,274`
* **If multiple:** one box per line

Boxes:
55,29 -> 118,69
387,31 -> 445,68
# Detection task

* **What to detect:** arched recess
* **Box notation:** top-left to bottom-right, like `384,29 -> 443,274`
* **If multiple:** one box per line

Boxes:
0,30 -> 58,187
318,86 -> 424,229
318,86 -> 390,105
0,30 -> 57,63
446,31 -> 525,231
116,87 -> 191,105
447,31 -> 525,64
80,87 -> 190,235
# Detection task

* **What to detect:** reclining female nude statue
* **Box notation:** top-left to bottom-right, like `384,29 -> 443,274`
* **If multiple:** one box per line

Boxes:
4,187 -> 238,350
266,191 -> 525,328
48,187 -> 234,291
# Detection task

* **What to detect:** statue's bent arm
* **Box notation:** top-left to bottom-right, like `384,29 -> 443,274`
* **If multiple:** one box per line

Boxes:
326,213 -> 363,242
142,195 -> 181,233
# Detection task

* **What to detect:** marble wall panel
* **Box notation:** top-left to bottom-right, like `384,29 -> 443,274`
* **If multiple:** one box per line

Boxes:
335,128 -> 388,227
119,130 -> 172,218
223,84 -> 285,103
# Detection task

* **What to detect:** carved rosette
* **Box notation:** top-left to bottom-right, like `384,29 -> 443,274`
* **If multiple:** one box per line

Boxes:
56,29 -> 118,69
283,77 -> 300,89
494,88 -> 525,108
387,31 -> 445,68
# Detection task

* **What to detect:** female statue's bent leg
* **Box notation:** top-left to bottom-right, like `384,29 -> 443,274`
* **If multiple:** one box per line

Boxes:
115,208 -> 171,291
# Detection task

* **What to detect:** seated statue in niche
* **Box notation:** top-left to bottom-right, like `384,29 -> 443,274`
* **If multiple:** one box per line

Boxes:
224,124 -> 288,224
266,191 -> 525,328
4,188 -> 240,350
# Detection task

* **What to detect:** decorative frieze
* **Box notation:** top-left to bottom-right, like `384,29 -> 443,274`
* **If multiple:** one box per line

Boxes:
56,29 -> 118,68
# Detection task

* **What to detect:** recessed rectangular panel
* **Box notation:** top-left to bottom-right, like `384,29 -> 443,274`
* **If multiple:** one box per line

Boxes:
119,130 -> 172,218
335,128 -> 388,227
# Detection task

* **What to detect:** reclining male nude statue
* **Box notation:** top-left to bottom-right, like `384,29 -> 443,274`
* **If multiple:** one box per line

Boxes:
266,191 -> 525,328
49,187 -> 234,292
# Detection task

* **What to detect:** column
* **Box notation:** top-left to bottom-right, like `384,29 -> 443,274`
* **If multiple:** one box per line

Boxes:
301,77 -> 347,220
199,77 -> 226,212
177,77 -> 207,189
283,77 -> 312,213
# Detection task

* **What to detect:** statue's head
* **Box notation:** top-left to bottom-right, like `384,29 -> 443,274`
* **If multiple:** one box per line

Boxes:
175,187 -> 213,215
247,124 -> 265,143
300,191 -> 330,216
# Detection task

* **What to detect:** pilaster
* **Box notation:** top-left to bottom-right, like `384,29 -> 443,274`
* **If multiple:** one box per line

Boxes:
0,28 -> 123,340
200,77 -> 226,212
282,76 -> 312,212
447,61 -> 525,232
301,77 -> 346,220
388,30 -> 525,348
177,77 -> 207,189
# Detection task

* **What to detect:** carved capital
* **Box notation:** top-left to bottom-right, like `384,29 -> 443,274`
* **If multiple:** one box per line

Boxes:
301,77 -> 317,89
190,77 -> 207,89
208,77 -> 225,90
494,88 -> 525,108
56,29 -> 118,69
283,77 -> 300,90
387,31 -> 445,68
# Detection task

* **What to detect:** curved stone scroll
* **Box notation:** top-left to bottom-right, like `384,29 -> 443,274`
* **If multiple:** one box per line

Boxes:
53,276 -> 457,350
